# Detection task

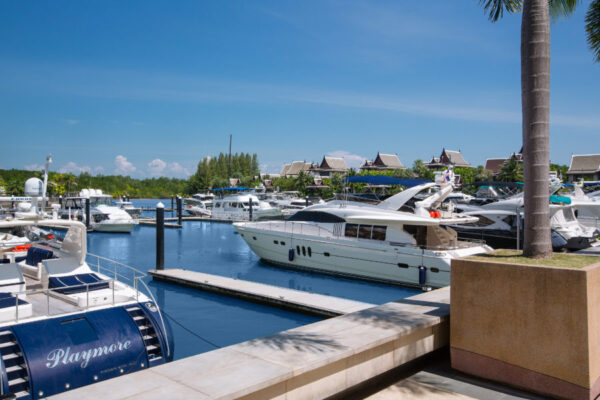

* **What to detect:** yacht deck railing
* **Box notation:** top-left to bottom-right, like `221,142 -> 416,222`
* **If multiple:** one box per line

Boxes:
8,253 -> 171,358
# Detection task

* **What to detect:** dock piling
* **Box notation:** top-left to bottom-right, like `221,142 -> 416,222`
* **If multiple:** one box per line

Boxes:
176,196 -> 182,225
156,202 -> 165,270
85,198 -> 91,229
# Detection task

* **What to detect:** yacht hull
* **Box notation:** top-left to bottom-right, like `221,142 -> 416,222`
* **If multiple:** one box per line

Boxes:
93,223 -> 135,233
235,224 -> 457,288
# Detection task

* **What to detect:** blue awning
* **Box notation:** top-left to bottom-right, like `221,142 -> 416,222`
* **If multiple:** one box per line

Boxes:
344,176 -> 431,187
212,187 -> 250,192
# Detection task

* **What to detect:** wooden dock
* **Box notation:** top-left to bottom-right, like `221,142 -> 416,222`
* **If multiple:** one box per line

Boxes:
149,269 -> 375,317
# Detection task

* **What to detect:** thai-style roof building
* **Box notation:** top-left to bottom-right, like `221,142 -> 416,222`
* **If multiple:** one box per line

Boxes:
280,161 -> 315,178
311,157 -> 348,177
484,158 -> 508,175
360,153 -> 405,172
567,154 -> 600,182
425,149 -> 471,169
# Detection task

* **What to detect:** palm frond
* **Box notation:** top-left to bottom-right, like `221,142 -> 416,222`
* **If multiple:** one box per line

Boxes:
586,0 -> 600,62
549,0 -> 580,18
479,0 -> 522,22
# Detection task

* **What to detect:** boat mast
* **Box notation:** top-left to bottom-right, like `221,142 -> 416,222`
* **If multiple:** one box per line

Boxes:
41,154 -> 52,215
228,134 -> 232,178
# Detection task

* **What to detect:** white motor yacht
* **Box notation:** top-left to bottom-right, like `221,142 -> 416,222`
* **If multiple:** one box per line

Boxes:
184,193 -> 214,217
61,189 -> 138,233
234,182 -> 491,289
113,201 -> 142,219
453,192 -> 600,251
0,218 -> 173,399
212,192 -> 283,221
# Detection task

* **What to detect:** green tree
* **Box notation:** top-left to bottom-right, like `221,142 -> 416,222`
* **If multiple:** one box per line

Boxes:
480,0 -> 591,258
586,0 -> 600,61
497,158 -> 524,182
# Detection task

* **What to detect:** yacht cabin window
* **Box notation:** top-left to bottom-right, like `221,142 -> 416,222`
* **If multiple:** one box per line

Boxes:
344,224 -> 386,241
358,225 -> 372,239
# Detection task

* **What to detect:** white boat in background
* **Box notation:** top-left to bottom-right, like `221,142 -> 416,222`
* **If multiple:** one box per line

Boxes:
61,189 -> 138,233
212,193 -> 283,221
563,182 -> 600,229
184,193 -> 214,217
113,200 -> 142,219
235,181 -> 491,289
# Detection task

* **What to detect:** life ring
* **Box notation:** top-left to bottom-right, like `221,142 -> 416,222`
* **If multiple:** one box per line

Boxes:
12,244 -> 32,252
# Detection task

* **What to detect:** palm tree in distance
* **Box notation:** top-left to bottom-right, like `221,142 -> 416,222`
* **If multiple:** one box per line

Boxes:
480,0 -> 591,258
587,0 -> 600,60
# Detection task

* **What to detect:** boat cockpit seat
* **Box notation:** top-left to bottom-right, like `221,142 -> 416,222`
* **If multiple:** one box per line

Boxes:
48,273 -> 110,295
25,247 -> 54,267
0,262 -> 26,294
0,291 -> 32,322
0,292 -> 28,308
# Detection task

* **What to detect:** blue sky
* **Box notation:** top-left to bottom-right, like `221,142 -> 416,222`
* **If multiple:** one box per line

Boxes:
0,1 -> 598,177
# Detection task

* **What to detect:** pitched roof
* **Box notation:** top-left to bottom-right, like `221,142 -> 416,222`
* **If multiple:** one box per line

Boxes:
320,157 -> 348,171
442,149 -> 470,166
484,158 -> 507,174
280,164 -> 291,176
568,154 -> 600,174
374,153 -> 404,169
286,161 -> 309,176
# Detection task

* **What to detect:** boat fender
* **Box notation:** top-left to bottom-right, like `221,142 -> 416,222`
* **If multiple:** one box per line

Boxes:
288,248 -> 294,261
418,266 -> 426,286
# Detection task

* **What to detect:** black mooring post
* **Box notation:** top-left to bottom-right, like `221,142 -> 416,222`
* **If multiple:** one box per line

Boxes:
177,196 -> 182,225
171,196 -> 174,210
59,195 -> 63,208
249,199 -> 253,221
305,196 -> 309,207
85,198 -> 91,229
156,203 -> 165,270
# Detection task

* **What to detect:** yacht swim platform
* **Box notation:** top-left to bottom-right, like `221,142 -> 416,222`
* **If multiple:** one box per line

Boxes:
149,269 -> 375,317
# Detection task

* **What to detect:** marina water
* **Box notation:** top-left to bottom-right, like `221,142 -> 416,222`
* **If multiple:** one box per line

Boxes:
87,199 -> 418,360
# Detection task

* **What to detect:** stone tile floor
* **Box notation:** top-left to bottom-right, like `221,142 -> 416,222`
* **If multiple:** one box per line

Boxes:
332,349 -> 547,400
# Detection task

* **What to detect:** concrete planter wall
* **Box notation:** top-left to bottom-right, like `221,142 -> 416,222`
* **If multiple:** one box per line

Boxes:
450,258 -> 600,400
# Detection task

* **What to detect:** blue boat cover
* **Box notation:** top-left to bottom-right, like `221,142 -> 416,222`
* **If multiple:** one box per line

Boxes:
0,292 -> 28,309
25,247 -> 54,266
550,195 -> 572,205
48,273 -> 110,295
344,176 -> 431,187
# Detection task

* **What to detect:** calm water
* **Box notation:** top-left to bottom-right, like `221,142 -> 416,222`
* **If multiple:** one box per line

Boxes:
87,199 -> 417,360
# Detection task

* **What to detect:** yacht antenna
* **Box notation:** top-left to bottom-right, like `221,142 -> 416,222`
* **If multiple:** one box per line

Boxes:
41,154 -> 52,215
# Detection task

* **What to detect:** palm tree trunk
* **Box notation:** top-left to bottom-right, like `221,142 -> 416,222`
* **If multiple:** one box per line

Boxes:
521,0 -> 552,258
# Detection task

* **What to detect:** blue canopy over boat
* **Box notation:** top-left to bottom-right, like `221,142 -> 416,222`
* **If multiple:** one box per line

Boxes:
212,187 -> 250,192
344,176 -> 431,187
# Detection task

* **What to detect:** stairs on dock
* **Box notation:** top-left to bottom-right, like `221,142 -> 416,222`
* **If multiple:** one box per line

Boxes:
0,330 -> 30,399
126,306 -> 163,366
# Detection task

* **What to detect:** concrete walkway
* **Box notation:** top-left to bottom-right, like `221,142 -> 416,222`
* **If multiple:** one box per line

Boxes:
51,288 -> 450,400
149,268 -> 376,317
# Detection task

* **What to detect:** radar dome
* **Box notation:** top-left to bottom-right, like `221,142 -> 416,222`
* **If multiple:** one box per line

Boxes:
24,178 -> 43,196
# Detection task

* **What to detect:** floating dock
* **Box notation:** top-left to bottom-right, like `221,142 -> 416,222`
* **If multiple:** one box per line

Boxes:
50,287 -> 450,400
149,269 -> 375,317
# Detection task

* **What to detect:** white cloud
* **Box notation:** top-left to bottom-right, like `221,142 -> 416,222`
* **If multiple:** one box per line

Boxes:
24,163 -> 43,171
146,159 -> 190,178
59,161 -> 91,174
326,150 -> 367,169
167,162 -> 191,177
114,155 -> 137,175
94,166 -> 105,174
148,159 -> 167,176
